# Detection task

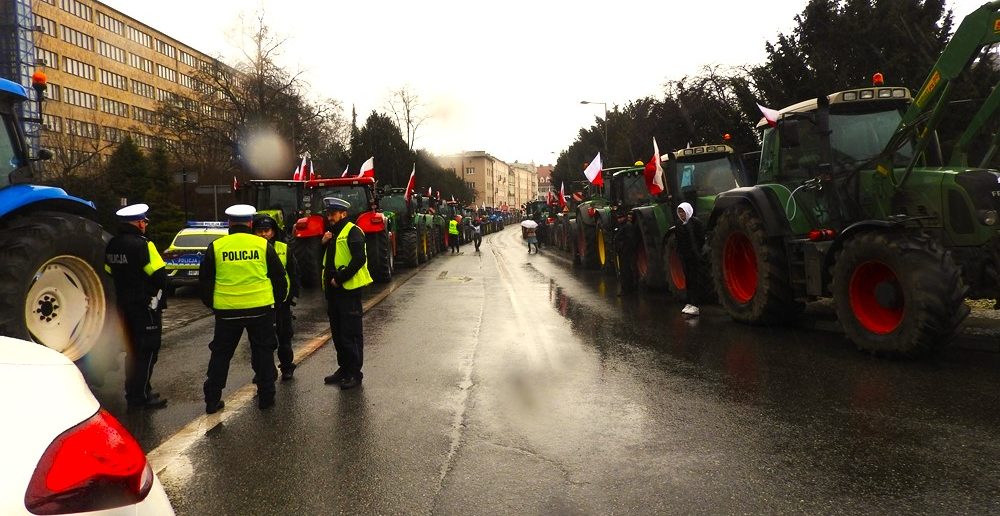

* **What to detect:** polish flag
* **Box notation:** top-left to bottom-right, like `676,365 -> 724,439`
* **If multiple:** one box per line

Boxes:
756,102 -> 780,127
643,138 -> 665,196
583,152 -> 603,186
427,186 -> 433,196
404,165 -> 416,202
546,190 -> 554,205
357,156 -> 374,178
340,164 -> 350,177
559,182 -> 567,209
308,160 -> 316,180
232,176 -> 239,191
293,155 -> 307,180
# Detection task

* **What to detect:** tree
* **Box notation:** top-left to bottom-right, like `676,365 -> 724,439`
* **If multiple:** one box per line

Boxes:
385,86 -> 430,150
350,111 -> 412,187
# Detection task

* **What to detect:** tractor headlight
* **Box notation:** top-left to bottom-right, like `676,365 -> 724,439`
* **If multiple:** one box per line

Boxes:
980,209 -> 998,226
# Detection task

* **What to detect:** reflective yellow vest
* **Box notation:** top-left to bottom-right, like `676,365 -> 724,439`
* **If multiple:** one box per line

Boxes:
448,220 -> 459,235
323,222 -> 373,291
274,240 -> 290,302
212,233 -> 274,309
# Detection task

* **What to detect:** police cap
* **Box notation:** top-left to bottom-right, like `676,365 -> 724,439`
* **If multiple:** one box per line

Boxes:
252,214 -> 277,230
224,204 -> 257,223
116,203 -> 150,222
323,197 -> 351,212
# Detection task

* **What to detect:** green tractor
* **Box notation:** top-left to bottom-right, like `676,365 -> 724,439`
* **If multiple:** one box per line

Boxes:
379,187 -> 436,267
707,1 -> 1000,356
573,168 -> 622,270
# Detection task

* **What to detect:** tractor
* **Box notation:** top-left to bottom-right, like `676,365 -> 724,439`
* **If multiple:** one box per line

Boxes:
573,168 -> 619,269
707,1 -> 1000,356
380,186 -> 436,267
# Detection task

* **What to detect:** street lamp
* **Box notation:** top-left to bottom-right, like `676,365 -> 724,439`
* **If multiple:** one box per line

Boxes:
579,100 -> 608,155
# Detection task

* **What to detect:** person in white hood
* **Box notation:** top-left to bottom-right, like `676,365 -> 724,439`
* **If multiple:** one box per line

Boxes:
674,202 -> 709,316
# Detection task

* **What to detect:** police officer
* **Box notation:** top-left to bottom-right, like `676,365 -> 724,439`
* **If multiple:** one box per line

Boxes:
320,197 -> 373,390
105,203 -> 168,411
253,214 -> 299,380
199,204 -> 287,413
448,216 -> 461,253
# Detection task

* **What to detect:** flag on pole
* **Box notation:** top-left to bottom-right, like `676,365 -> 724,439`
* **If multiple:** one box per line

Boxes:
308,159 -> 316,180
643,138 -> 665,195
583,152 -> 603,186
559,182 -> 567,209
450,195 -> 456,203
404,165 -> 416,202
340,164 -> 350,177
756,102 -> 780,127
427,186 -> 433,196
232,176 -> 239,191
357,156 -> 375,178
293,155 -> 308,180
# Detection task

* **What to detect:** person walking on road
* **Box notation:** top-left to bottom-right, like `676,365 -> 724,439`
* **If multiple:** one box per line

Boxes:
615,209 -> 640,295
199,204 -> 287,413
449,216 -> 461,253
471,217 -> 483,252
525,225 -> 539,254
320,197 -> 373,390
105,203 -> 169,411
675,202 -> 710,317
254,214 -> 299,381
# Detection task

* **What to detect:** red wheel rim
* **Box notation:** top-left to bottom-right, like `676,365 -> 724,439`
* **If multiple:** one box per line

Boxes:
723,232 -> 757,304
669,246 -> 686,290
635,242 -> 648,278
849,261 -> 903,335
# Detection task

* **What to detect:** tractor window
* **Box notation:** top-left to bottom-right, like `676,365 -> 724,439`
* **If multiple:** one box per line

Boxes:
259,184 -> 300,217
829,108 -> 913,165
778,119 -> 823,180
0,116 -> 19,186
758,127 -> 778,183
678,156 -> 739,196
380,195 -> 407,215
313,186 -> 371,219
620,174 -> 651,206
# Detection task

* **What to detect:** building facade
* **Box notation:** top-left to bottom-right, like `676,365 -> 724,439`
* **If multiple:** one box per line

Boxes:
535,164 -> 553,200
438,151 -> 538,209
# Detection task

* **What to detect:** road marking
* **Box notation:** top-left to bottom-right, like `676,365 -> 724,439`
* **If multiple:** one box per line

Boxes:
147,264 -> 423,477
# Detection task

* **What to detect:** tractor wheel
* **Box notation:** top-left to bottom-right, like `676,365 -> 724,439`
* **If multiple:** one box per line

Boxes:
664,233 -> 687,299
292,236 -> 322,289
367,231 -> 393,283
0,212 -> 120,377
568,219 -> 581,265
421,227 -> 432,261
710,205 -> 801,324
831,231 -> 968,356
398,229 -> 419,268
579,223 -> 599,269
636,229 -> 666,289
598,226 -> 617,276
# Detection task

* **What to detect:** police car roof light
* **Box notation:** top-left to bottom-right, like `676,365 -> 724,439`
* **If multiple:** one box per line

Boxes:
186,221 -> 228,228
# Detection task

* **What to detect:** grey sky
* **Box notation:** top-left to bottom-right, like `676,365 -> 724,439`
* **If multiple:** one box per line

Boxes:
103,0 -> 984,166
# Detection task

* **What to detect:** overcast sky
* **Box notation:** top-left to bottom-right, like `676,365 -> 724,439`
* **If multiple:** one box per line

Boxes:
103,0 -> 984,166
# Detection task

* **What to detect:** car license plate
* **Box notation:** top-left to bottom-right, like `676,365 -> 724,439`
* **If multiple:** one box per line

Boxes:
187,270 -> 199,276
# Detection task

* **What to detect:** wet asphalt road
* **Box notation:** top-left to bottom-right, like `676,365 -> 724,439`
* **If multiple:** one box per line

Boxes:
97,226 -> 1000,515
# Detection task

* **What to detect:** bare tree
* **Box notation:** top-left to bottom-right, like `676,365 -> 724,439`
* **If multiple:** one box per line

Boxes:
39,114 -> 114,182
385,86 -> 430,150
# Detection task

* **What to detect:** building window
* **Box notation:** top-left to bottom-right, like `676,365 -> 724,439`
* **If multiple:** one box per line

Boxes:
61,25 -> 94,51
35,47 -> 58,68
127,26 -> 152,47
60,0 -> 92,22
131,80 -> 154,98
96,11 -> 124,35
101,97 -> 129,118
63,87 -> 97,110
178,51 -> 197,68
66,119 -> 99,139
38,0 -> 55,4
103,126 -> 126,143
99,69 -> 128,90
466,181 -> 475,190
178,73 -> 196,89
129,54 -> 153,74
34,15 -> 57,37
465,167 -> 475,175
97,40 -> 126,63
44,83 -> 60,102
132,106 -> 157,125
156,64 -> 177,82
42,114 -> 62,133
155,39 -> 177,59
132,132 -> 155,148
62,57 -> 95,80
156,88 -> 179,104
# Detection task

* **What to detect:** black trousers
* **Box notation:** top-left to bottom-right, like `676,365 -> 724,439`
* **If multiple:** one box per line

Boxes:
326,293 -> 364,378
276,302 -> 294,370
123,307 -> 162,404
204,310 -> 277,404
450,234 -> 460,252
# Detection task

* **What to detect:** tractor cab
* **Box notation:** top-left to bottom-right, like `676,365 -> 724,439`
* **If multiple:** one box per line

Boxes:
668,145 -> 745,217
238,179 -> 308,233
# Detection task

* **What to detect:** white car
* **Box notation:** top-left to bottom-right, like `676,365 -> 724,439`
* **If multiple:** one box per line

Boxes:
0,336 -> 174,515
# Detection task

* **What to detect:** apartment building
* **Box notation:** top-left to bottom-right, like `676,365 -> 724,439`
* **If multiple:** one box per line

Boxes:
438,151 -> 538,209
535,164 -> 553,200
2,0 -> 222,163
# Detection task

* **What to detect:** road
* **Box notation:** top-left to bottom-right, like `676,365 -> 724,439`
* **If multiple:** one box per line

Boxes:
96,226 -> 1000,515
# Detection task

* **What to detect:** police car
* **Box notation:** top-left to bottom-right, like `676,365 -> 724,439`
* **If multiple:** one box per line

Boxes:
162,222 -> 228,295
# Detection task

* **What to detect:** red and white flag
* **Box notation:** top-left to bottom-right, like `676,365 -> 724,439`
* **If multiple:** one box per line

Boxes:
232,176 -> 239,191
308,159 -> 316,180
450,195 -> 456,202
357,156 -> 374,178
643,137 -> 665,195
404,164 -> 416,202
583,152 -> 603,186
427,186 -> 433,196
340,164 -> 350,177
559,182 -> 567,209
756,102 -> 780,127
293,155 -> 308,180
546,190 -> 554,205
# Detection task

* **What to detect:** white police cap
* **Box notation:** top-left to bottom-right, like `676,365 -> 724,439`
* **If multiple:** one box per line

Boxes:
323,197 -> 351,211
116,203 -> 149,222
224,204 -> 257,222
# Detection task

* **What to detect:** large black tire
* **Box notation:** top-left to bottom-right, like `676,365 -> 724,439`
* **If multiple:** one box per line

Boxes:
635,228 -> 667,289
831,231 -> 968,356
579,223 -> 600,269
292,236 -> 322,289
0,212 -> 121,376
710,205 -> 802,324
367,231 -> 393,283
398,229 -> 420,268
567,219 -> 581,265
418,226 -> 430,263
664,233 -> 687,300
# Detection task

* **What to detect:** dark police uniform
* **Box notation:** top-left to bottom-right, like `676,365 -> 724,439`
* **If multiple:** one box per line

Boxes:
254,214 -> 300,380
199,205 -> 287,413
321,197 -> 373,389
104,203 -> 168,410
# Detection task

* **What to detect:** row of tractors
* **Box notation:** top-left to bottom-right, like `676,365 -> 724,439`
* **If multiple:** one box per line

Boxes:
534,0 -> 1000,358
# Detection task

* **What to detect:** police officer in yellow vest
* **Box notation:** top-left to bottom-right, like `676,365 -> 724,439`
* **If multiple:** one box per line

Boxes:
448,216 -> 461,253
320,197 -> 372,390
199,204 -> 288,413
253,214 -> 299,380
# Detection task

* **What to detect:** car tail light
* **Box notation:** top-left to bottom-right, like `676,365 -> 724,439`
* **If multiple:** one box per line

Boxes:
24,409 -> 153,514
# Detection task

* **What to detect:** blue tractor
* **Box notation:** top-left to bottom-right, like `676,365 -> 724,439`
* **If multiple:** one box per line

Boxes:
0,76 -> 119,374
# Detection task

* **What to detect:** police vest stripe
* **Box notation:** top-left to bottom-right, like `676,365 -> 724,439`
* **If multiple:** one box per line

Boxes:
213,233 -> 274,309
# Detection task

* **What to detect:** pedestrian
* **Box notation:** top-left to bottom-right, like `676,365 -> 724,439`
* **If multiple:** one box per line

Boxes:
253,214 -> 299,381
675,202 -> 710,316
472,217 -> 483,252
615,209 -> 640,294
449,216 -> 461,253
320,197 -> 373,390
200,204 -> 288,413
104,203 -> 168,411
525,225 -> 539,254
535,217 -> 547,250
